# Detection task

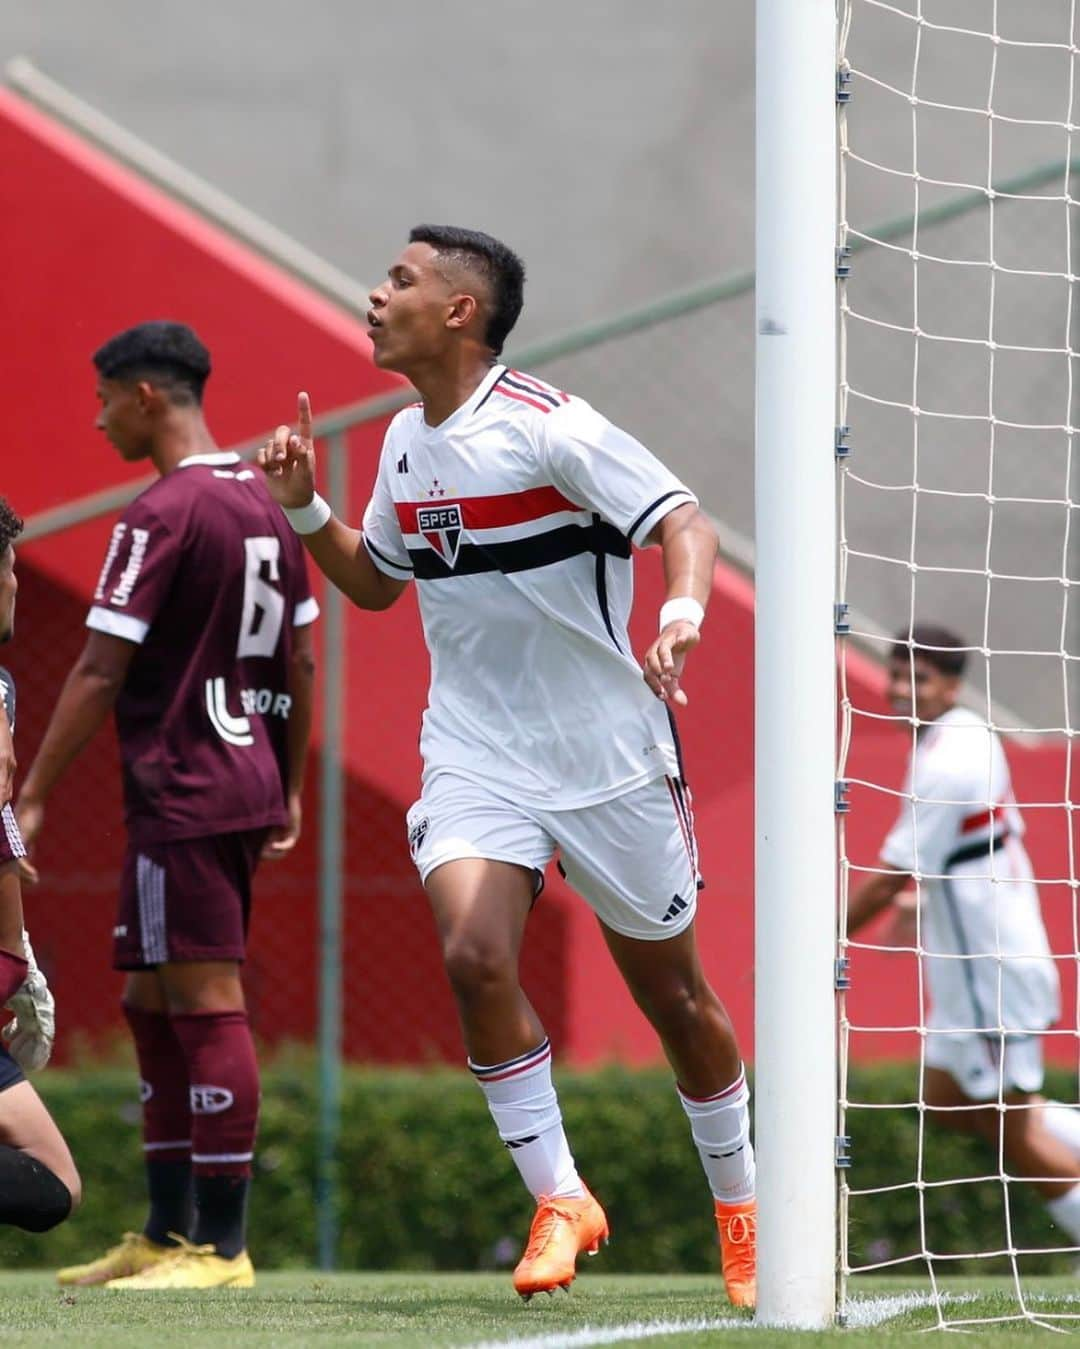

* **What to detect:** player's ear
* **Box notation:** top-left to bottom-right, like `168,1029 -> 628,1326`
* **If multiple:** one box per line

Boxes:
134,380 -> 159,414
445,293 -> 478,333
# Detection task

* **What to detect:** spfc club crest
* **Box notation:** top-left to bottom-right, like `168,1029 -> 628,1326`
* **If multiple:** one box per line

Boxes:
417,503 -> 463,568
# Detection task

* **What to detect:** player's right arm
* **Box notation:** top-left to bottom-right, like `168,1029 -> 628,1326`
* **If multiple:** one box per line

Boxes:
847,866 -> 911,935
257,393 -> 408,612
849,752 -> 966,937
15,632 -> 135,878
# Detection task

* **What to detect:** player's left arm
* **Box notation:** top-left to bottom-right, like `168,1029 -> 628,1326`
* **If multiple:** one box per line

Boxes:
262,620 -> 316,860
641,504 -> 718,707
15,631 -> 135,878
847,865 -> 912,936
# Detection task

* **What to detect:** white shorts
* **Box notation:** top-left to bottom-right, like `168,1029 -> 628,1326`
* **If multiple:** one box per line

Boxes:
405,772 -> 701,941
924,1030 -> 1044,1100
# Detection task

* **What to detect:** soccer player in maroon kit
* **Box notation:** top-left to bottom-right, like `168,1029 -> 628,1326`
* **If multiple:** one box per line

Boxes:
0,499 -> 81,1236
16,323 -> 318,1289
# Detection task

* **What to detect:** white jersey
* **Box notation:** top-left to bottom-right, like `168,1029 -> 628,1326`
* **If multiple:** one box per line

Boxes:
361,364 -> 698,808
880,706 -> 1058,1034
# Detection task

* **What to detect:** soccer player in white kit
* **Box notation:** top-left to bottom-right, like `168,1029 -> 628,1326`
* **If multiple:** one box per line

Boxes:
848,625 -> 1080,1248
258,225 -> 757,1306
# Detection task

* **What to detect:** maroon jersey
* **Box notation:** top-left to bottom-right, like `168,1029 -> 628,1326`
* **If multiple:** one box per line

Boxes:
87,452 -> 318,846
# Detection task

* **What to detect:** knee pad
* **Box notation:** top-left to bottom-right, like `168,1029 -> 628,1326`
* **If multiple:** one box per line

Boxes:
0,1147 -> 73,1232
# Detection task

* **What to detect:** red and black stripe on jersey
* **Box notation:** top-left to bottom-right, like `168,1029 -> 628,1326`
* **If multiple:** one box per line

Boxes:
395,488 -> 631,580
474,368 -> 569,416
405,518 -> 630,580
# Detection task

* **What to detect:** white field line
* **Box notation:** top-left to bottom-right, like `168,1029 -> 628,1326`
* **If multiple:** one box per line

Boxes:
468,1293 -> 997,1348
467,1320 -> 742,1349
844,1292 -> 960,1328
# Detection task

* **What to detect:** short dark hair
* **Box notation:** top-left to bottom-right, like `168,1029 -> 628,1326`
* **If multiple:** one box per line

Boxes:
93,321 -> 212,405
0,499 -> 23,559
409,224 -> 525,356
890,624 -> 968,678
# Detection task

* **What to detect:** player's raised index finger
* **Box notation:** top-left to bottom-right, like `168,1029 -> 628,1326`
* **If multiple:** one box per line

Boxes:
297,391 -> 313,441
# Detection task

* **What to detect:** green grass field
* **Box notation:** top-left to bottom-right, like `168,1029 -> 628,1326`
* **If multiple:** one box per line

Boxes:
0,1272 -> 1078,1346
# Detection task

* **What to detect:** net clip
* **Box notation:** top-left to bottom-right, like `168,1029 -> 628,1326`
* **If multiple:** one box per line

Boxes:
835,424 -> 851,458
835,246 -> 852,279
834,603 -> 850,635
835,780 -> 851,814
834,956 -> 851,990
835,1134 -> 852,1168
836,65 -> 853,104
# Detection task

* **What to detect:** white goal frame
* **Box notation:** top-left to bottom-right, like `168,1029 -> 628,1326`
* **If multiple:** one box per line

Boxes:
754,0 -> 840,1329
749,0 -> 841,1327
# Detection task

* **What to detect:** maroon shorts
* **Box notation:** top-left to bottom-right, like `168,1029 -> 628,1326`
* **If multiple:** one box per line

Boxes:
114,830 -> 268,970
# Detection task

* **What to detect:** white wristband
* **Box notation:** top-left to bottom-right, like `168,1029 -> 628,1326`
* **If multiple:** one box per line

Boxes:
659,597 -> 705,632
282,493 -> 332,535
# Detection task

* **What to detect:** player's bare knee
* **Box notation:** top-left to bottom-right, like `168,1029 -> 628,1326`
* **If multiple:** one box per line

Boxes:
442,936 -> 515,999
649,993 -> 700,1041
636,978 -> 723,1035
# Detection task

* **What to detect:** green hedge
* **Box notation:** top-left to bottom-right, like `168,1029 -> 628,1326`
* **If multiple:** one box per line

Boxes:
1,1059 -> 1075,1274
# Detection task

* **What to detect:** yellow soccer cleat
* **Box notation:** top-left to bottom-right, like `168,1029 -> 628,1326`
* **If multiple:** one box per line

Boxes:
104,1236 -> 255,1290
715,1197 -> 757,1310
56,1232 -> 176,1287
512,1185 -> 609,1300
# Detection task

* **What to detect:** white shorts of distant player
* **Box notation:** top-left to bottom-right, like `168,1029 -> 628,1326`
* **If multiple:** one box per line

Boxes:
924,1028 -> 1044,1101
406,771 -> 700,940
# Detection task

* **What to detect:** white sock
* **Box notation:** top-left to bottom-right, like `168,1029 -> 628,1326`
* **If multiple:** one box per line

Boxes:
469,1038 -> 584,1201
1043,1102 -> 1080,1159
677,1064 -> 756,1205
1047,1181 -> 1080,1244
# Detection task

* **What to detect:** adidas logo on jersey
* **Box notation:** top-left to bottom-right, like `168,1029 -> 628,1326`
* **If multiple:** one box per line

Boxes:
417,504 -> 463,569
396,453 -> 408,474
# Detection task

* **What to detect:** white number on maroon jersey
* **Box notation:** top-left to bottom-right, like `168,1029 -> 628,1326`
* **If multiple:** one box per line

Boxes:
237,537 -> 286,659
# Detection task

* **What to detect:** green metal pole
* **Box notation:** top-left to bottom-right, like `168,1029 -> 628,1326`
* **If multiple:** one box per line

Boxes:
316,430 -> 347,1270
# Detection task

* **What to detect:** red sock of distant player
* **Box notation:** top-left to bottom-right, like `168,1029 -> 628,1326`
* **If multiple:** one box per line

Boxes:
0,948 -> 28,1005
170,1010 -> 259,1259
123,1004 -> 193,1246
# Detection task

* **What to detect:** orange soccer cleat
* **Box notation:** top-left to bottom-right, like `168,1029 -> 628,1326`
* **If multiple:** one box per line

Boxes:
715,1197 -> 757,1309
512,1185 -> 610,1300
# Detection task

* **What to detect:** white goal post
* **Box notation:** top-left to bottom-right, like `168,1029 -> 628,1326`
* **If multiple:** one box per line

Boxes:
754,0 -> 840,1329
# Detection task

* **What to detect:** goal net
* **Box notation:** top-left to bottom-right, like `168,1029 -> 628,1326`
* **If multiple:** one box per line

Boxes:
836,0 -> 1080,1330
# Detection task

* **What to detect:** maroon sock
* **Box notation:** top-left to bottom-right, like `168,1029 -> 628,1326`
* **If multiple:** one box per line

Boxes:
123,1004 -> 193,1244
0,948 -> 29,1006
170,1010 -> 259,1179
